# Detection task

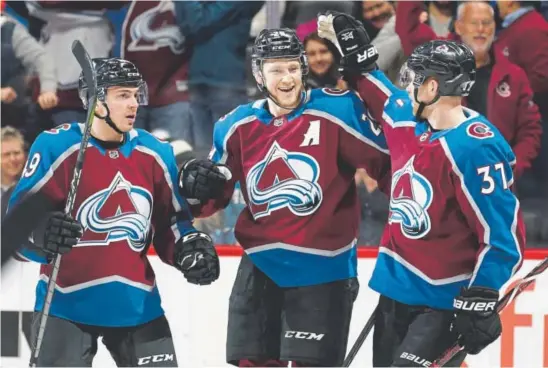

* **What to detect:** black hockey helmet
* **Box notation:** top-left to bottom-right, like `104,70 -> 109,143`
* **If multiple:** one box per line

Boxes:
400,40 -> 476,97
251,28 -> 309,91
78,58 -> 148,109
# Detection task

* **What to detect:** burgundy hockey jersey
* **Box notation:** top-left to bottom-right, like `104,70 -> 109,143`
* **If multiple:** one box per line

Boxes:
194,88 -> 391,287
9,123 -> 195,326
356,71 -> 525,309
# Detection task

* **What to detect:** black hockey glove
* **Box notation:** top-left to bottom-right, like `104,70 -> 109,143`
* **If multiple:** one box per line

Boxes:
41,212 -> 83,255
174,232 -> 220,285
453,287 -> 502,355
178,159 -> 230,202
318,12 -> 379,75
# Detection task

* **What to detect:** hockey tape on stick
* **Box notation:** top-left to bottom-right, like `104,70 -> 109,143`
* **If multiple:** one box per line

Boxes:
29,40 -> 98,368
432,257 -> 548,367
343,305 -> 377,367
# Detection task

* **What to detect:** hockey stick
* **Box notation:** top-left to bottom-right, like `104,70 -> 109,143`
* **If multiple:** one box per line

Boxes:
29,40 -> 97,368
343,305 -> 377,367
431,257 -> 548,367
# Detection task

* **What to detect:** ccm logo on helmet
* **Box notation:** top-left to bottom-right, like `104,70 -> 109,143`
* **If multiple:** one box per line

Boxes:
284,331 -> 325,341
467,122 -> 494,140
272,45 -> 291,50
453,299 -> 496,312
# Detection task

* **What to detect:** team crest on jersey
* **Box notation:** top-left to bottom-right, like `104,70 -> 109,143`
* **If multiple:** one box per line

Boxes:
76,172 -> 153,251
467,122 -> 494,140
126,1 -> 185,54
246,142 -> 322,220
389,156 -> 433,239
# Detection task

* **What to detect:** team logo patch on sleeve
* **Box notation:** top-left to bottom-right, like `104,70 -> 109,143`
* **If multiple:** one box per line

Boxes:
466,122 -> 494,140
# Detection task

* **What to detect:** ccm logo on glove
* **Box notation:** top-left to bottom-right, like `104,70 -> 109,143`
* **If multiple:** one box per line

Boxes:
453,299 -> 496,312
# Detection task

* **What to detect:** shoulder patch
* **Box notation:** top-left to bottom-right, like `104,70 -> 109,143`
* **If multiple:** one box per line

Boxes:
466,122 -> 495,140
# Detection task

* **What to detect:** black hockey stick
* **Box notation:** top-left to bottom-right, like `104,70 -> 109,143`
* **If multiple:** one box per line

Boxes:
432,257 -> 548,367
343,305 -> 377,367
29,40 -> 97,368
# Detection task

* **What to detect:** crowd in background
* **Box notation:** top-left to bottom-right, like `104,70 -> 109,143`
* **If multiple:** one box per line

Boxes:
2,0 -> 547,247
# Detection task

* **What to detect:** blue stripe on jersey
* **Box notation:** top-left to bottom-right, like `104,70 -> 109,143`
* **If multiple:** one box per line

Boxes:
8,123 -> 82,211
8,123 -> 83,263
442,119 -> 521,290
364,70 -> 417,127
132,129 -> 195,236
247,245 -> 357,287
369,251 -> 471,309
210,103 -> 257,164
306,88 -> 388,152
35,279 -> 164,327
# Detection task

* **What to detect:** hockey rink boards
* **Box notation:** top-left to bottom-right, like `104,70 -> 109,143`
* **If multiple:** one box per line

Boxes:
1,247 -> 547,367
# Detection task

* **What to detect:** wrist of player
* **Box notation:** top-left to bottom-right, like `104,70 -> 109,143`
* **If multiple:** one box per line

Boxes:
174,231 -> 220,285
453,287 -> 502,355
41,212 -> 83,255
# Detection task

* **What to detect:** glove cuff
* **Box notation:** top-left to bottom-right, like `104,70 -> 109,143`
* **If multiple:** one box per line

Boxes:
454,287 -> 499,313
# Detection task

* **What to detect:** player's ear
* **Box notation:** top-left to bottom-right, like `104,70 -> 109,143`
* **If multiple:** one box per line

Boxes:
254,72 -> 264,87
95,100 -> 108,118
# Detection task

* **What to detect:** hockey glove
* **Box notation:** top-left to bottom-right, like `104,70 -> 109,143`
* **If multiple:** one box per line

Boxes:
174,232 -> 220,285
317,12 -> 378,74
453,287 -> 502,355
41,212 -> 83,255
178,159 -> 231,202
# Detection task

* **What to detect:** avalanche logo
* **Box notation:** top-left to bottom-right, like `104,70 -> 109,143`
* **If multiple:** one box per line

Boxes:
246,142 -> 323,220
76,173 -> 153,251
126,1 -> 185,54
389,156 -> 433,239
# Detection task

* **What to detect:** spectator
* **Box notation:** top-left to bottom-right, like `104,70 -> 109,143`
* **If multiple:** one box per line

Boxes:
426,1 -> 456,37
281,1 -> 354,30
361,1 -> 406,82
396,1 -> 542,181
175,1 -> 264,158
1,126 -> 26,217
495,0 -> 548,194
120,1 -> 192,142
1,11 -> 58,134
25,1 -> 115,126
495,1 -> 548,118
303,32 -> 346,89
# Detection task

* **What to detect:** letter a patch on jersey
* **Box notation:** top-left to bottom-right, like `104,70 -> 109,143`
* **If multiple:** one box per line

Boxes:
246,142 -> 323,220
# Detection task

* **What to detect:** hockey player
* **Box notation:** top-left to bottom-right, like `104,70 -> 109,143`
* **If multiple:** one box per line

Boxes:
178,28 -> 390,367
3,58 -> 220,367
318,13 -> 526,367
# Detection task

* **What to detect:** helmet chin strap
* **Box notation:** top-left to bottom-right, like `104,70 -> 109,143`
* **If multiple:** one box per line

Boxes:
94,103 -> 124,135
413,87 -> 441,121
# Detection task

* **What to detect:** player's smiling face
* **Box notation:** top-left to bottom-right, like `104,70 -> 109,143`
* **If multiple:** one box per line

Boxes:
105,86 -> 140,132
261,58 -> 303,109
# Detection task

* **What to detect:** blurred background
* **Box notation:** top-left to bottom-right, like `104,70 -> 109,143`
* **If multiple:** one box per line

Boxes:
1,0 -> 547,249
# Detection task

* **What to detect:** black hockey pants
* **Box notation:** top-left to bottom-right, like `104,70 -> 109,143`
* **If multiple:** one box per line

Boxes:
373,295 -> 467,367
30,313 -> 177,367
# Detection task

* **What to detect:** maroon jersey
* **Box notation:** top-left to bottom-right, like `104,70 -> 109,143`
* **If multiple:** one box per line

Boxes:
10,123 -> 195,326
194,88 -> 390,287
356,71 -> 525,309
122,1 -> 190,106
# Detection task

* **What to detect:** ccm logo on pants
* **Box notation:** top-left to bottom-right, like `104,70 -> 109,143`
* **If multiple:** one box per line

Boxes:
284,331 -> 325,341
138,354 -> 174,365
